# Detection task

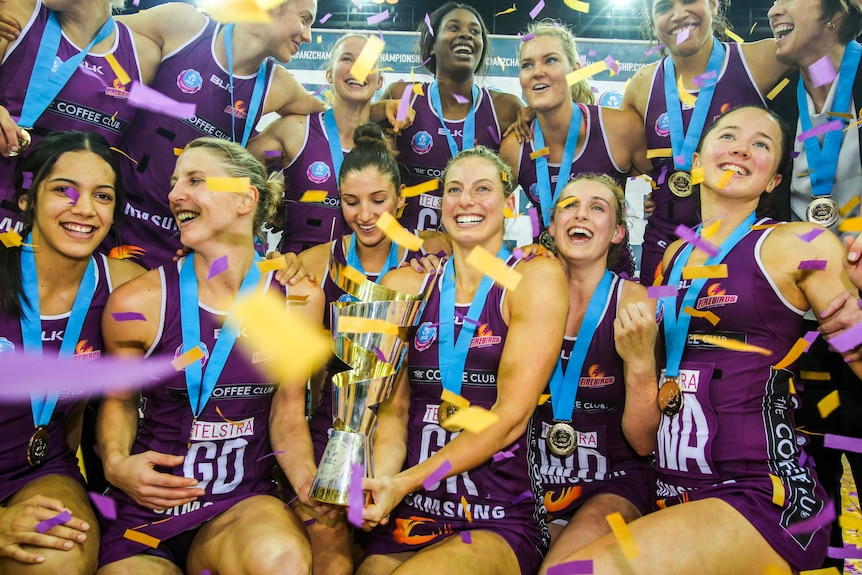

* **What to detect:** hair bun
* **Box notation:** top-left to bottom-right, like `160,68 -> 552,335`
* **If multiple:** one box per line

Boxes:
352,122 -> 388,147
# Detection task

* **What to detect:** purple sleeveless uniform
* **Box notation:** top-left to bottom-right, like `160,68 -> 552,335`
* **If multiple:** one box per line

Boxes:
0,255 -> 113,502
112,19 -> 277,269
0,2 -> 142,234
99,260 -> 285,567
279,113 -> 349,254
395,83 -> 503,232
641,43 -> 764,284
308,235 -> 425,464
656,221 -> 827,571
364,256 -> 547,575
533,274 -> 655,521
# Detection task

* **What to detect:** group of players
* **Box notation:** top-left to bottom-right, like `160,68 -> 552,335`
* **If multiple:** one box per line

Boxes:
2,0 -> 862,574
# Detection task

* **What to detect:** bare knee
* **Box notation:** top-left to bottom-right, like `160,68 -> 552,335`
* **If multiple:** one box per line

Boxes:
241,539 -> 312,575
1,547 -> 97,575
356,553 -> 400,575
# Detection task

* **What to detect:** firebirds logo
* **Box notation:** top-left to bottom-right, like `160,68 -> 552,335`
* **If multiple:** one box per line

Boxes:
696,282 -> 738,310
469,324 -> 501,348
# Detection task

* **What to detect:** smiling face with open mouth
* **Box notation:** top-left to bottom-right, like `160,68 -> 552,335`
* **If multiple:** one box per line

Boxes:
432,8 -> 485,78
327,36 -> 383,105
549,179 -> 625,265
768,0 -> 834,67
340,165 -> 404,249
649,0 -> 718,58
519,35 -> 575,113
442,155 -> 513,249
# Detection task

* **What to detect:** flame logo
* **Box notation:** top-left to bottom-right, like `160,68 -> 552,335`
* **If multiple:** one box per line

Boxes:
476,323 -> 492,337
75,340 -> 94,354
706,283 -> 726,297
392,516 -> 453,545
544,486 -> 583,513
588,364 -> 604,378
108,245 -> 146,260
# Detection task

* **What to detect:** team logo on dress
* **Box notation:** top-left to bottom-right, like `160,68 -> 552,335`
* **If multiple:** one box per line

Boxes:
655,112 -> 670,138
412,131 -> 434,155
337,293 -> 361,303
599,91 -> 623,108
307,161 -> 332,184
224,100 -> 248,119
73,340 -> 101,362
414,322 -> 437,351
174,342 -> 210,369
177,69 -> 203,94
696,282 -> 738,310
578,363 -> 615,387
0,337 -> 16,356
393,516 -> 452,545
469,323 -> 502,348
105,77 -> 130,99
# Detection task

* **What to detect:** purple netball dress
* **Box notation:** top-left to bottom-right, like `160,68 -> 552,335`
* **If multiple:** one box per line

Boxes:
98,260 -> 287,567
113,19 -> 277,269
394,83 -> 503,232
279,112 -> 349,254
657,220 -> 828,571
364,256 -> 547,575
0,2 -> 141,234
640,43 -> 764,283
532,274 -> 655,521
0,255 -> 113,501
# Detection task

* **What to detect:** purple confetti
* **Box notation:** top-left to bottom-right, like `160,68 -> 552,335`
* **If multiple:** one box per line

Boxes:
111,311 -> 147,322
255,450 -> 285,462
529,0 -> 545,19
604,55 -> 620,75
825,433 -> 862,452
791,150 -> 800,158
21,171 -> 33,190
673,154 -> 686,167
644,43 -> 665,56
787,501 -> 836,534
799,449 -> 809,467
372,345 -> 386,362
64,186 -> 80,205
460,530 -> 472,544
319,12 -> 332,24
128,81 -> 196,120
676,26 -> 691,44
455,312 -> 482,327
588,49 -> 597,57
797,259 -> 827,271
367,9 -> 390,25
347,462 -> 364,528
423,459 -> 453,490
590,86 -> 599,93
492,445 -> 519,462
452,92 -> 470,104
647,285 -> 678,299
693,70 -> 718,88
674,224 -> 719,257
657,164 -> 669,186
809,56 -> 838,89
77,64 -> 109,87
512,247 -> 525,260
510,490 -> 533,504
424,13 -> 433,36
528,207 -> 540,237
486,125 -> 501,145
264,149 -> 282,158
377,28 -> 384,42
828,546 -> 862,559
803,330 -> 820,345
88,493 -> 116,520
825,322 -> 862,353
207,255 -> 229,280
303,517 -> 317,526
548,560 -> 594,575
36,510 -> 72,533
396,83 -> 413,122
797,228 -> 825,243
520,32 -> 535,43
797,120 -> 844,143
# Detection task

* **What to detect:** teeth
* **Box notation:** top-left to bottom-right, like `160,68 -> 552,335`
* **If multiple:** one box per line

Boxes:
62,223 -> 95,234
719,163 -> 748,176
454,46 -> 473,55
567,226 -> 593,239
346,79 -> 367,87
358,224 -> 375,231
534,84 -> 548,90
456,215 -> 483,224
773,24 -> 793,38
176,211 -> 199,222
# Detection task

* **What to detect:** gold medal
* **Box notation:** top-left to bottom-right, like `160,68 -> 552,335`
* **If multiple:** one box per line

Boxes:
806,197 -> 839,228
658,377 -> 683,417
538,229 -> 557,254
667,171 -> 693,198
27,426 -> 49,467
437,401 -> 463,432
546,421 -> 577,457
8,129 -> 31,158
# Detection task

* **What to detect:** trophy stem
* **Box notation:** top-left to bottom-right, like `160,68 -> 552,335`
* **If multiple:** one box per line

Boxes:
309,430 -> 371,506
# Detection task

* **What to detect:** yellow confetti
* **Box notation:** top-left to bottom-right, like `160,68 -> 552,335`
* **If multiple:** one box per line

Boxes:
206,177 -> 250,193
646,148 -> 672,159
677,76 -> 697,106
337,316 -> 401,336
840,515 -> 862,530
0,230 -> 24,248
110,146 -> 138,165
766,78 -> 790,101
461,496 -> 473,521
349,35 -> 385,84
317,35 -> 322,44
369,67 -> 394,74
701,219 -> 721,239
444,405 -> 500,434
538,394 -> 551,405
800,371 -> 831,381
199,0 -> 271,23
501,171 -> 508,183
216,406 -> 244,427
683,306 -> 719,326
104,53 -> 131,86
123,529 -> 160,549
342,264 -> 369,285
402,179 -> 439,198
564,0 -> 590,12
788,377 -> 796,395
839,217 -> 862,232
681,264 -> 728,279
566,61 -> 607,86
529,146 -> 550,160
749,22 -> 757,35
606,512 -> 639,559
765,566 -> 793,575
827,111 -> 855,120
750,223 -> 782,230
724,28 -> 745,43
770,474 -> 785,506
466,246 -> 523,291
231,291 -> 332,381
300,190 -> 329,203
698,334 -> 772,355
773,337 -> 812,370
817,389 -> 840,418
495,4 -> 516,16
557,195 -> 577,209
717,169 -> 735,189
257,256 -> 287,272
441,389 -> 471,409
840,196 -> 861,217
173,147 -> 184,156
799,569 -> 841,575
171,346 -> 204,371
690,166 -> 705,185
376,211 -> 424,251
504,206 -> 516,218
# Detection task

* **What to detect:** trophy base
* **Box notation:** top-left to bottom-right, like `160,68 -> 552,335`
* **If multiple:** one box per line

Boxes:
309,430 -> 369,506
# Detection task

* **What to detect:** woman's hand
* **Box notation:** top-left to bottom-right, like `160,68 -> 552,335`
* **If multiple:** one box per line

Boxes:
0,105 -> 26,158
501,106 -> 535,143
0,11 -> 21,42
360,474 -> 403,530
270,251 -> 315,286
403,253 -> 444,274
104,451 -> 204,511
643,192 -> 656,217
0,496 -> 89,564
614,301 -> 659,369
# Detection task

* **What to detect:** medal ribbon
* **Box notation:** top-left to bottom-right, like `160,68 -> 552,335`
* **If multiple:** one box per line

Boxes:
664,38 -> 725,171
179,252 -> 262,418
225,24 -> 269,147
662,212 -> 756,377
19,12 -> 114,127
345,233 -> 400,284
429,82 -> 480,158
20,233 -> 97,428
533,105 -> 583,227
438,247 -> 510,395
797,41 -> 862,199
549,270 -> 613,421
323,109 -> 346,186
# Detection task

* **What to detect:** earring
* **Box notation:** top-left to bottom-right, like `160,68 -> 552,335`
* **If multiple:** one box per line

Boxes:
827,21 -> 836,29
